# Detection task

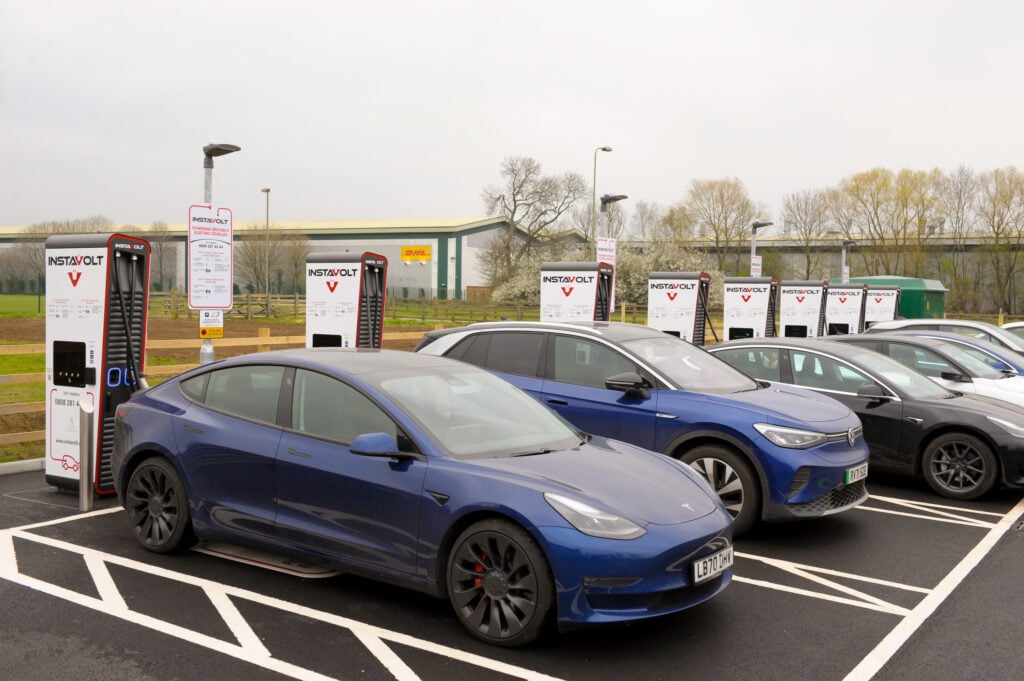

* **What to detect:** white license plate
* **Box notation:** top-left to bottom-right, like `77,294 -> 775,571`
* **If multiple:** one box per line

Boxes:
846,462 -> 869,484
693,545 -> 734,584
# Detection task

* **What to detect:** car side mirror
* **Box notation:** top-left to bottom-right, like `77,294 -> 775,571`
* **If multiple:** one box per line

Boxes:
350,432 -> 402,457
605,372 -> 650,400
940,370 -> 970,383
856,383 -> 890,400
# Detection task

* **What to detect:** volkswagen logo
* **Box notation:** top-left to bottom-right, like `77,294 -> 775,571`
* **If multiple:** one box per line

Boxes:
847,428 -> 856,447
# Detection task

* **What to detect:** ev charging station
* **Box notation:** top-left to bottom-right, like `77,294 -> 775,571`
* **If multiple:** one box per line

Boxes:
864,285 -> 902,328
647,271 -> 712,344
45,233 -> 150,494
825,283 -> 869,335
306,252 -> 388,348
779,280 -> 829,338
540,262 -> 614,322
722,277 -> 778,340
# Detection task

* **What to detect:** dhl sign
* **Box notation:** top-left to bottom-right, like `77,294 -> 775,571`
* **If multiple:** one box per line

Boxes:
401,245 -> 432,261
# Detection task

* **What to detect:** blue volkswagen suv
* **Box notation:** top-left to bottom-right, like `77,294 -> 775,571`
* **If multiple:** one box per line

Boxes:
416,321 -> 869,534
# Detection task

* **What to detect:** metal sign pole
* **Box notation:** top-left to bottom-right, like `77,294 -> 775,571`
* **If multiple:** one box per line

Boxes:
78,395 -> 95,511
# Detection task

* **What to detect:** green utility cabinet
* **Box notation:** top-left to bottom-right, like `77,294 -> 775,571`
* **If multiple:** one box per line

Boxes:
829,276 -> 946,319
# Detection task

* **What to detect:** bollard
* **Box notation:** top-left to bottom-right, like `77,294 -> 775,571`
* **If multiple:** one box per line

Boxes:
78,394 -> 95,512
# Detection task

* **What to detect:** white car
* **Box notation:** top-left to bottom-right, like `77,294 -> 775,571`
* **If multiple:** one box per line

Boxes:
866,318 -> 1024,353
832,333 -> 1024,407
1002,321 -> 1024,343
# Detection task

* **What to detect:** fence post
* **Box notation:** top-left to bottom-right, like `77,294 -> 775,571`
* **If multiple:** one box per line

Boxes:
258,327 -> 271,353
247,293 -> 253,320
294,292 -> 299,318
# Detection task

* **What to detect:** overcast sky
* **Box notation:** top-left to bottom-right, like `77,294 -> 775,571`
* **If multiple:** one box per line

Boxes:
3,1 -> 1023,229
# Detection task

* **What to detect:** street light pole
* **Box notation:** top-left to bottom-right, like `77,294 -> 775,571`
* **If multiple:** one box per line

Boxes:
841,239 -> 856,284
261,187 -> 270,316
750,220 -> 773,260
199,142 -> 240,364
591,146 -> 612,243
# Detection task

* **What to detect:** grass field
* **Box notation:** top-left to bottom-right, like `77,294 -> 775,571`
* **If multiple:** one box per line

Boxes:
0,294 -> 46,318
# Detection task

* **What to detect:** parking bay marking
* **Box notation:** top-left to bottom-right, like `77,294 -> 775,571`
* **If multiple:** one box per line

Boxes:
0,509 -> 564,681
856,495 -> 1002,529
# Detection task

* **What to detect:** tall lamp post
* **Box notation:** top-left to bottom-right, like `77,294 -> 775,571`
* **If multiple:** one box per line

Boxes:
199,142 -> 240,364
261,187 -> 271,316
591,146 -> 613,241
750,220 -> 773,275
600,193 -> 629,237
841,239 -> 856,284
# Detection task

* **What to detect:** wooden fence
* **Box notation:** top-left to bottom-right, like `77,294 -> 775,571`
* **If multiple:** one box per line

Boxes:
0,328 -> 427,447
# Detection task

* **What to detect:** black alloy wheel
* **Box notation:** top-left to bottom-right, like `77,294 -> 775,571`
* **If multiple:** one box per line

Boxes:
681,444 -> 761,535
125,457 -> 195,553
447,519 -> 553,647
922,432 -> 998,500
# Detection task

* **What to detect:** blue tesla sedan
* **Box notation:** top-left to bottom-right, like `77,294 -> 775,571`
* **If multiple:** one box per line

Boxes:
112,348 -> 733,647
415,321 -> 870,535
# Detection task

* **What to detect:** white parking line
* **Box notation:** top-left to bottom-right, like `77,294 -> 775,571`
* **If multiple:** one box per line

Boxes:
733,553 -> 928,616
857,495 -> 1001,528
0,511 -> 564,681
843,495 -> 1024,681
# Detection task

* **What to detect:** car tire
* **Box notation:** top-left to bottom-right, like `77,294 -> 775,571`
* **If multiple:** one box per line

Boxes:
446,519 -> 554,647
125,457 -> 196,554
681,445 -> 761,535
922,432 -> 998,500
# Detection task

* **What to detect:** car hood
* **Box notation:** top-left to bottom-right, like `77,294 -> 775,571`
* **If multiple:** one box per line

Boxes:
671,383 -> 856,428
472,439 -> 720,526
973,375 -> 1024,398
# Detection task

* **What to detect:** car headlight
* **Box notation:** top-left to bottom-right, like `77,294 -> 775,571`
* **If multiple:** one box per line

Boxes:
544,493 -> 646,540
753,423 -> 827,449
988,416 -> 1024,439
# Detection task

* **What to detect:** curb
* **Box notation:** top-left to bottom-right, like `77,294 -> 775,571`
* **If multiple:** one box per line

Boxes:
0,458 -> 45,476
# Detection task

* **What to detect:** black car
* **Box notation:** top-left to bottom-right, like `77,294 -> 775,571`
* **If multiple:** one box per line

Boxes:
708,337 -> 1024,500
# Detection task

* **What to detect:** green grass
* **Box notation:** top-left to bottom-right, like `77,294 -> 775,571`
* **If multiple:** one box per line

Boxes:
0,294 -> 46,318
0,382 -> 44,404
0,354 -> 43,374
0,441 -> 44,462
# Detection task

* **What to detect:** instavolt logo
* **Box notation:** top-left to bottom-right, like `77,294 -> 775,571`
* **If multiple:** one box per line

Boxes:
48,254 -> 104,287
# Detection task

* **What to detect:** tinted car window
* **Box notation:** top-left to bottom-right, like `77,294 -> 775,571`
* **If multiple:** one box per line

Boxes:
476,332 -> 545,377
621,335 -> 755,394
791,350 -> 871,393
203,365 -> 285,424
714,347 -> 782,382
292,369 -> 397,443
179,373 -> 207,401
551,336 -> 640,388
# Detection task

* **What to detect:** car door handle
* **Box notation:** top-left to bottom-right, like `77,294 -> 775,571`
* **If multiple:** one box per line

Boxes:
546,399 -> 568,406
286,448 -> 312,459
183,425 -> 204,434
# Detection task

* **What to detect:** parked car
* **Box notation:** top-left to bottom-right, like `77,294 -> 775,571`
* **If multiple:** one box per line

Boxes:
830,332 -> 1024,406
1001,321 -> 1024,343
892,331 -> 1024,375
415,321 -> 870,535
708,337 -> 1024,500
866,318 -> 1024,353
112,348 -> 736,647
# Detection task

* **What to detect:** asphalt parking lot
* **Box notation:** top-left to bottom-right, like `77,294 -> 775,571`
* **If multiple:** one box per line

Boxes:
2,463 -> 1022,681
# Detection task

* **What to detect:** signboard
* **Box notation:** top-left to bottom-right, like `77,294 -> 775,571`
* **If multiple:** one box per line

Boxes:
400,245 -> 432,261
199,309 -> 225,339
779,281 -> 828,338
647,272 -> 711,343
188,204 -> 233,310
825,285 -> 868,335
596,237 -> 617,309
864,286 -> 901,327
750,254 -> 762,277
722,277 -> 778,340
540,262 -> 613,322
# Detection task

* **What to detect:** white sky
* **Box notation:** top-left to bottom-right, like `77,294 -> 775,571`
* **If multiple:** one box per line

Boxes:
2,0 -> 1023,229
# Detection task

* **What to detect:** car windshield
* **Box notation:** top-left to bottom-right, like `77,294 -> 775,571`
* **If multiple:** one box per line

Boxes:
620,335 -> 758,394
848,348 -> 956,400
375,366 -> 582,459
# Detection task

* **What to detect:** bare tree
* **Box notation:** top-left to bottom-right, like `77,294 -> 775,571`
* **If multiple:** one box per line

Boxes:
782,188 -> 831,279
480,156 -> 587,286
13,215 -> 114,287
935,165 -> 978,312
234,223 -> 283,294
684,178 -> 756,273
146,220 -> 175,291
976,166 -> 1024,313
280,235 -> 311,294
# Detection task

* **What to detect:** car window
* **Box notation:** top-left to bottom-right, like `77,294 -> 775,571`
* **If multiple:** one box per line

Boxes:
790,350 -> 870,392
551,336 -> 640,388
291,369 -> 396,443
714,347 -> 782,382
887,343 -> 950,378
455,332 -> 544,377
179,373 -> 207,401
955,346 -> 1013,373
203,365 -> 285,424
621,335 -> 755,393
